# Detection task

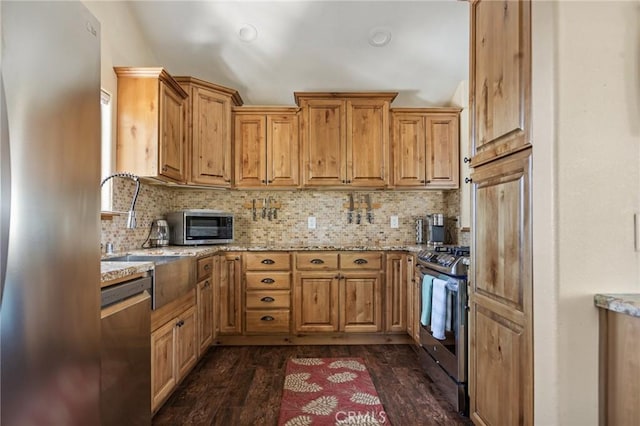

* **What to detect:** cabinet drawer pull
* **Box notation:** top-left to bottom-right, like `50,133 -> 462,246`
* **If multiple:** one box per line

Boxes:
260,296 -> 275,303
260,315 -> 275,321
261,278 -> 275,284
261,259 -> 275,264
204,264 -> 211,271
176,320 -> 184,327
354,258 -> 368,265
310,258 -> 325,264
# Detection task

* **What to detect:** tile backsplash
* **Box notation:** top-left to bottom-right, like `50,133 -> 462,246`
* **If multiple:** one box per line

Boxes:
102,182 -> 462,253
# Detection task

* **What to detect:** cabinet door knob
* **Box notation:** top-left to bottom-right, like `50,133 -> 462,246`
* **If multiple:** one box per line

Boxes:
204,280 -> 210,288
464,157 -> 471,163
465,177 -> 473,184
260,296 -> 275,303
261,258 -> 275,265
354,258 -> 368,265
310,258 -> 325,264
260,315 -> 275,322
204,264 -> 211,271
261,278 -> 275,284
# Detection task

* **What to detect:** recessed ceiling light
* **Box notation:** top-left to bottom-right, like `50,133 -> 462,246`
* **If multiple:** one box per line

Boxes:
238,24 -> 258,42
368,26 -> 392,47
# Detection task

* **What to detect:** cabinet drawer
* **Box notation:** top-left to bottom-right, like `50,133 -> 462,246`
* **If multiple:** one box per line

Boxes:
339,252 -> 382,270
245,272 -> 291,290
245,310 -> 290,333
196,256 -> 213,281
245,252 -> 291,270
295,252 -> 339,270
246,291 -> 290,309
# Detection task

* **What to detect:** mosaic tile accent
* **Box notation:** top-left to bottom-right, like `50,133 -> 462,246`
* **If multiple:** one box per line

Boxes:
100,179 -> 173,254
101,181 -> 462,252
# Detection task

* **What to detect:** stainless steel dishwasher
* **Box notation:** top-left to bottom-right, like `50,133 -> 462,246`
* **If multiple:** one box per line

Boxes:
100,275 -> 152,426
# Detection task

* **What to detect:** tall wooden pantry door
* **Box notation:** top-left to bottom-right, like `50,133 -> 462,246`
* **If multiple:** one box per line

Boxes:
468,1 -> 533,425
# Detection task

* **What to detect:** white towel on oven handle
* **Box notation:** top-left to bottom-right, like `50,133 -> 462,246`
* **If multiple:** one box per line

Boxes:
430,278 -> 448,340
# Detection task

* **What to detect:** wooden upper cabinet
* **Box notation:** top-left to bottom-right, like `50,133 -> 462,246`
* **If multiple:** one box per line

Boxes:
176,77 -> 242,187
391,108 -> 461,189
233,107 -> 299,188
296,92 -> 397,188
115,67 -> 188,183
470,0 -> 531,165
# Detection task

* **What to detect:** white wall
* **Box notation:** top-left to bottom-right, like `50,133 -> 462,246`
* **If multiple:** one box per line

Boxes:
533,1 -> 640,424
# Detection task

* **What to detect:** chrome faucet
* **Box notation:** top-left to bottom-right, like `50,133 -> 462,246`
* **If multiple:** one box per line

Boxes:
100,172 -> 140,229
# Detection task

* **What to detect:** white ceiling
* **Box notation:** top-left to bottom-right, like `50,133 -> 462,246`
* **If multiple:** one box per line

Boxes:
128,1 -> 469,107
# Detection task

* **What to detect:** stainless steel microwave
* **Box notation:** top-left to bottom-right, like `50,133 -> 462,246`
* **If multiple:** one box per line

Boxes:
166,210 -> 234,245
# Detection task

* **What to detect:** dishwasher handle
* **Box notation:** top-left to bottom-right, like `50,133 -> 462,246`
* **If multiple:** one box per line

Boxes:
101,276 -> 152,309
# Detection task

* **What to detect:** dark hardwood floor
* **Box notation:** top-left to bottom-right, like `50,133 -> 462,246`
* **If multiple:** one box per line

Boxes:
153,345 -> 472,425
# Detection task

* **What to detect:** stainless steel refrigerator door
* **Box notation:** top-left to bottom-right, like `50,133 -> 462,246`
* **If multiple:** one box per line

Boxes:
1,2 -> 102,425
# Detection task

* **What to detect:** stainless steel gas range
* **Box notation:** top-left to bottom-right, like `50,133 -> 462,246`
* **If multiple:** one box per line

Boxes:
415,245 -> 470,415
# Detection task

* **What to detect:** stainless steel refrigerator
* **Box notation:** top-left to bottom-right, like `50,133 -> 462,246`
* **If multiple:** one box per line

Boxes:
1,2 -> 102,424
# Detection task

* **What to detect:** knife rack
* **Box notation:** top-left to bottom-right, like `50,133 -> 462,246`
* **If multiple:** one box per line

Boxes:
342,202 -> 381,209
242,201 -> 282,209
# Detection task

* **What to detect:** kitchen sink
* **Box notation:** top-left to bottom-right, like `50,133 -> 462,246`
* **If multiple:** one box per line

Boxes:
103,255 -> 195,310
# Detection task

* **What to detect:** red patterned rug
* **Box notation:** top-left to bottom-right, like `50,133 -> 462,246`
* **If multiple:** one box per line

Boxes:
278,357 -> 391,426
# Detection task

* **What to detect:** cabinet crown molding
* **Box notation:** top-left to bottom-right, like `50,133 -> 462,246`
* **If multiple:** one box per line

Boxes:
174,76 -> 244,106
114,67 -> 188,99
294,91 -> 398,106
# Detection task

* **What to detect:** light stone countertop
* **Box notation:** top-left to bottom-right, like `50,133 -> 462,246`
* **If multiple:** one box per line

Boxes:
100,244 -> 430,283
100,261 -> 154,287
594,294 -> 640,318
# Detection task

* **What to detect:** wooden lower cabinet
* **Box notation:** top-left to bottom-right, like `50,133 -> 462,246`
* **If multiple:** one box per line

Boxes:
218,253 -> 242,335
341,272 -> 382,332
385,253 -> 408,332
294,252 -> 383,333
405,254 -> 421,343
243,252 -> 293,334
599,309 -> 640,425
196,256 -> 214,354
151,293 -> 197,413
294,272 -> 340,332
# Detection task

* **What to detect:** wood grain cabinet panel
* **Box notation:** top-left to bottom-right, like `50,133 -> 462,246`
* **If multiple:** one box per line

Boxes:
385,253 -> 407,333
294,272 -> 340,332
176,77 -> 242,187
150,292 -> 197,413
296,92 -> 396,188
294,251 -> 384,334
233,107 -> 299,188
175,305 -> 197,380
469,1 -> 533,424
244,251 -> 292,334
196,256 -> 214,356
599,310 -> 640,425
391,108 -> 460,189
469,149 -> 532,426
218,253 -> 242,335
340,272 -> 382,333
346,99 -> 389,187
470,0 -> 531,166
151,320 -> 176,412
114,67 -> 188,183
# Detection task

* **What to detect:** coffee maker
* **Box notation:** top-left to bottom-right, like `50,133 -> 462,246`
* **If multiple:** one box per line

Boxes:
149,219 -> 170,247
426,213 -> 446,246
